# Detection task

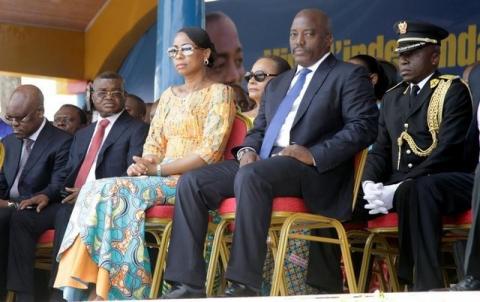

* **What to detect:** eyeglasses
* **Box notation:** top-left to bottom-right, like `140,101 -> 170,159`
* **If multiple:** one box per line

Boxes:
5,108 -> 40,124
167,44 -> 201,58
244,70 -> 278,82
93,90 -> 124,99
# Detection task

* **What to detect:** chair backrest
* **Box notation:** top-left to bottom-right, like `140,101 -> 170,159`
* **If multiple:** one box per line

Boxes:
223,114 -> 252,160
0,142 -> 4,170
352,148 -> 369,209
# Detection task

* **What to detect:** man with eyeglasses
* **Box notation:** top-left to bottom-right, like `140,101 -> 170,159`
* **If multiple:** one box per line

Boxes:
48,71 -> 148,301
0,84 -> 72,302
53,104 -> 88,135
162,8 -> 378,298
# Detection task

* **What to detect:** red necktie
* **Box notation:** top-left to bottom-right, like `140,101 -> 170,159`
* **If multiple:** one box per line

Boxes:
74,119 -> 110,187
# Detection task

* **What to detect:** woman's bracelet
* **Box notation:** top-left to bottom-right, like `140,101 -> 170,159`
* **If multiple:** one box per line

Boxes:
156,164 -> 162,176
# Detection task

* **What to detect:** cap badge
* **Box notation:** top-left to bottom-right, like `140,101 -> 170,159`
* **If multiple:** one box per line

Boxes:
398,21 -> 408,34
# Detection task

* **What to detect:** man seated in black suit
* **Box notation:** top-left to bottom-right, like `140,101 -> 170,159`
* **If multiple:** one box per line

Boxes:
359,21 -> 473,290
0,84 -> 72,302
162,8 -> 378,298
49,71 -> 148,300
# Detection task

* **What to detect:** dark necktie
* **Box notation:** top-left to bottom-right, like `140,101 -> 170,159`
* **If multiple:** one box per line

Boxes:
74,119 -> 110,187
259,68 -> 312,159
409,84 -> 420,108
10,138 -> 34,199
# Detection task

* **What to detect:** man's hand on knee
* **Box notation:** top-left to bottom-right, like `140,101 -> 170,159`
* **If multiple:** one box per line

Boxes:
277,144 -> 315,165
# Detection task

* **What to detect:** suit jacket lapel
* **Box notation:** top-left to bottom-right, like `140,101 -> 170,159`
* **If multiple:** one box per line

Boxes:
22,123 -> 52,176
292,54 -> 336,128
96,112 -> 130,165
406,71 -> 440,119
6,138 -> 22,185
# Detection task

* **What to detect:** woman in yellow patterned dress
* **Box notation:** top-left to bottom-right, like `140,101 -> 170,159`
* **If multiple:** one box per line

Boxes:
54,27 -> 236,301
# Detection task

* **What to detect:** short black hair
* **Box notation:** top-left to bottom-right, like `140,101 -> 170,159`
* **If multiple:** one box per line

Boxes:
260,55 -> 291,75
126,93 -> 147,116
59,104 -> 88,125
94,71 -> 125,88
177,27 -> 216,67
351,54 -> 389,100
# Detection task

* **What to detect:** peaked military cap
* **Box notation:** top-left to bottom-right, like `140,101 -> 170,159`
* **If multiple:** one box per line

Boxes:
393,20 -> 449,53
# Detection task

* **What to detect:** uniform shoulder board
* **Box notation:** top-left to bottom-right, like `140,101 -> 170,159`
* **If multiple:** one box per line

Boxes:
439,74 -> 460,80
385,81 -> 406,94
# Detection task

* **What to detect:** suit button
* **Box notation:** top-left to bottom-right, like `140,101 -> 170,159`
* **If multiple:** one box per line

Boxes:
408,163 -> 413,168
404,123 -> 408,129
406,149 -> 411,154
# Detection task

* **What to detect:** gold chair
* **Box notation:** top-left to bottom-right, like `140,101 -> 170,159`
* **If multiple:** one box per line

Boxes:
357,204 -> 473,292
145,113 -> 251,298
269,149 -> 368,295
205,149 -> 368,296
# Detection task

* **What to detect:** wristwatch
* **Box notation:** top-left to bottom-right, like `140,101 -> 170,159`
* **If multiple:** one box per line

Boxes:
7,201 -> 17,209
156,164 -> 162,176
236,147 -> 256,161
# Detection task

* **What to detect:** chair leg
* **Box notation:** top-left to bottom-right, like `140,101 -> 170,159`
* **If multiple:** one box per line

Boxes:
270,215 -> 296,296
358,232 -> 376,292
149,221 -> 173,298
377,236 -> 399,292
6,291 -> 14,302
269,229 -> 288,295
206,220 -> 228,296
332,221 -> 358,293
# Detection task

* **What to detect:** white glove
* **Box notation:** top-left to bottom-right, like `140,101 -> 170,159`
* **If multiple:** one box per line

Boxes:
364,183 -> 402,215
362,181 -> 383,202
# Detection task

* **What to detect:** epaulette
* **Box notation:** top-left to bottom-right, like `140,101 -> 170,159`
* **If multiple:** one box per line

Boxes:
385,81 -> 406,94
439,74 -> 460,80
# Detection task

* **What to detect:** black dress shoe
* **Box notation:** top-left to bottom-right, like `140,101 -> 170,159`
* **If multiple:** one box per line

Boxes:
224,282 -> 259,297
450,275 -> 480,291
161,283 -> 206,299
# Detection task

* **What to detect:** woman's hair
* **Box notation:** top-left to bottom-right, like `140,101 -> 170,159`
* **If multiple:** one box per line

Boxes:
260,55 -> 291,74
177,27 -> 216,68
350,54 -> 389,100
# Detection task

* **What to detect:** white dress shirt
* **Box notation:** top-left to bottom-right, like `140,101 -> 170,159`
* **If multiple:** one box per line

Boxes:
84,111 -> 123,183
274,52 -> 331,147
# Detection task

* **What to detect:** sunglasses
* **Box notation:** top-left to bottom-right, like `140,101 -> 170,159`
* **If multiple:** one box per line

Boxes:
167,44 -> 200,58
244,70 -> 278,82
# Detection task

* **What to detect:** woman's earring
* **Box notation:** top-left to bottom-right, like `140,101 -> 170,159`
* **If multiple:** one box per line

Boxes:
204,58 -> 209,66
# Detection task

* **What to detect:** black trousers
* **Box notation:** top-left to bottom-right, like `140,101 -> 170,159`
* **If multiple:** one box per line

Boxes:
49,203 -> 74,287
164,157 -> 338,290
393,173 -> 473,290
0,202 -> 61,300
465,165 -> 480,279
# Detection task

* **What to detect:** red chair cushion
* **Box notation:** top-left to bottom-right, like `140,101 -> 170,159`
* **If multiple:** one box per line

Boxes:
368,209 -> 473,229
146,205 -> 175,219
218,197 -> 308,215
368,213 -> 398,229
38,229 -> 55,245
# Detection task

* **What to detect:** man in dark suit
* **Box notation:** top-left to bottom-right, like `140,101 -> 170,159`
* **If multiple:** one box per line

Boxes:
162,9 -> 378,298
49,71 -> 148,300
0,85 -> 72,302
448,64 -> 480,291
360,21 -> 473,290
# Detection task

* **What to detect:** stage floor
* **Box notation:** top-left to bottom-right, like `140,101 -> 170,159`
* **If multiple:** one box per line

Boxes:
137,291 -> 480,302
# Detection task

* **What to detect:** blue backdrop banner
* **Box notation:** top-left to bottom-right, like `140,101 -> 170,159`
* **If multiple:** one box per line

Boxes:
120,0 -> 480,101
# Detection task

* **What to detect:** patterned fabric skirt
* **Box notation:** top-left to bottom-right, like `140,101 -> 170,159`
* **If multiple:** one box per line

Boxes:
54,175 -> 178,300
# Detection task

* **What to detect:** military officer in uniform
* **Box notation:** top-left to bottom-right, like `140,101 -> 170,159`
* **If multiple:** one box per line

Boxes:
360,21 -> 474,290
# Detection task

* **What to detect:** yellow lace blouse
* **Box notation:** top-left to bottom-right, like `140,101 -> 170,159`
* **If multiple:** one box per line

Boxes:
143,83 -> 236,164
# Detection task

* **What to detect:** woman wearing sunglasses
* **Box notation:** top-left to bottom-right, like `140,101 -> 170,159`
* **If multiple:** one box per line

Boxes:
54,27 -> 236,301
244,55 -> 291,119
